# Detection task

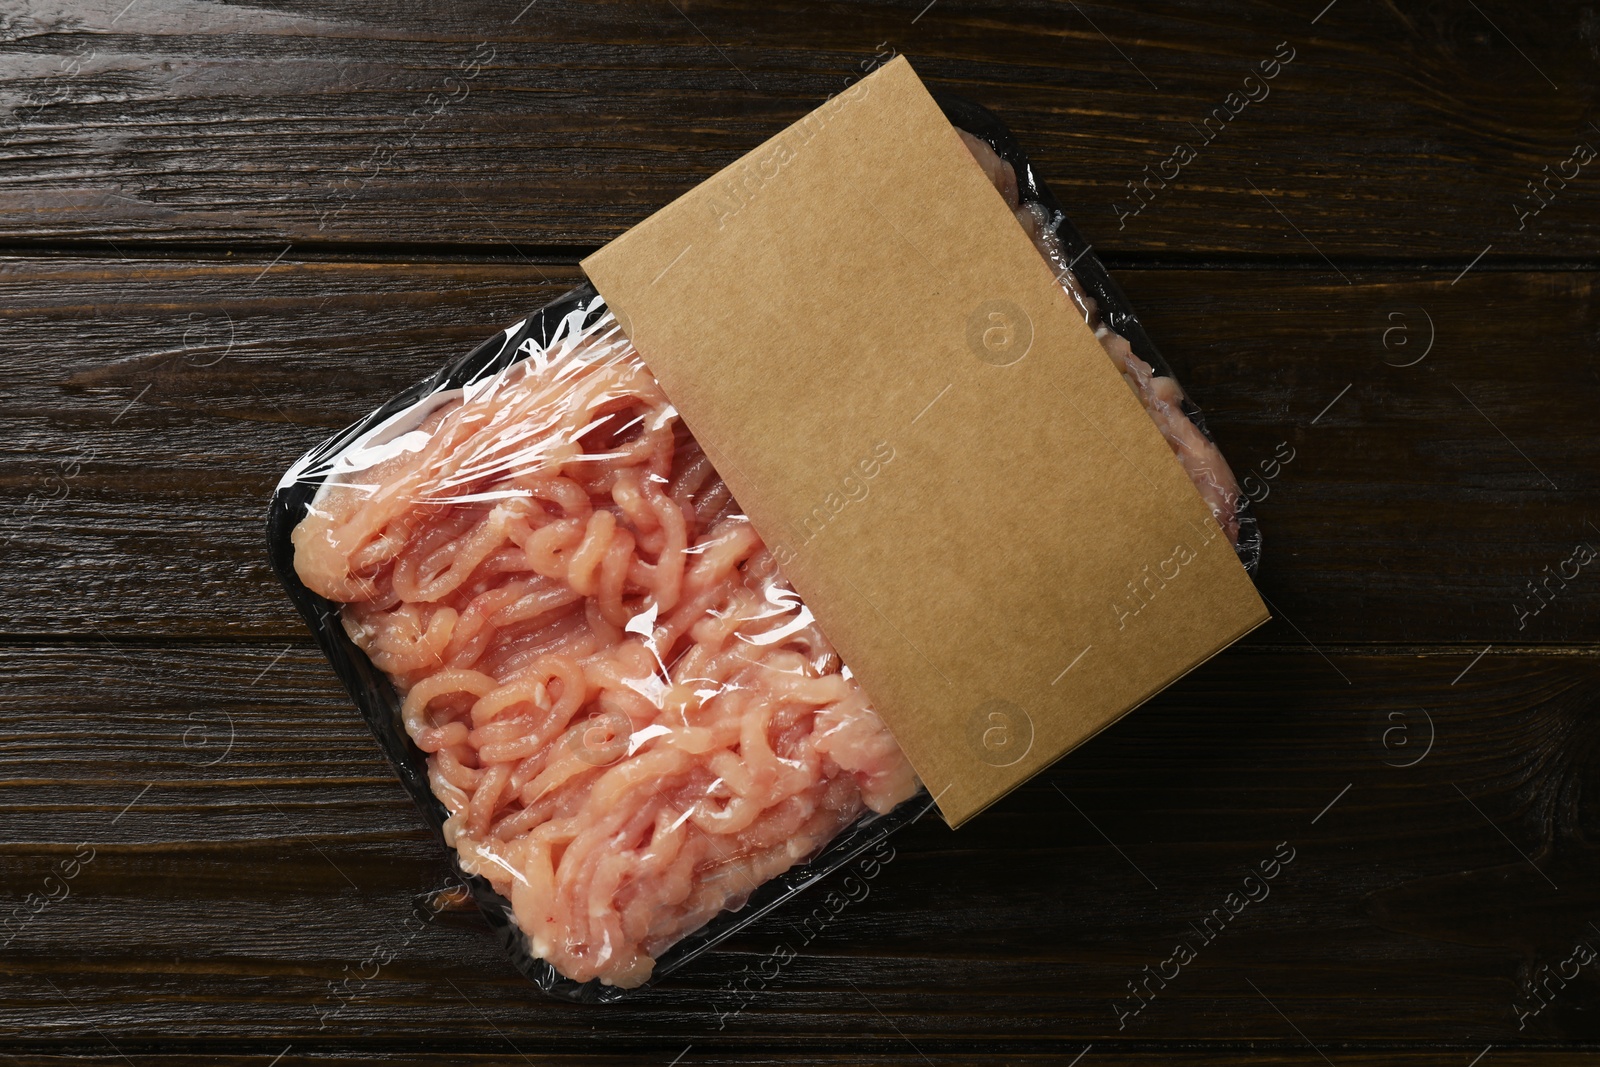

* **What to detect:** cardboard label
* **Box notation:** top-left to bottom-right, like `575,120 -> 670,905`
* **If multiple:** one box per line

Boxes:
582,56 -> 1268,826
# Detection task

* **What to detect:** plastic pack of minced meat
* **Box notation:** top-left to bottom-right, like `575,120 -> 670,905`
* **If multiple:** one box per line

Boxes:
265,88 -> 1259,1003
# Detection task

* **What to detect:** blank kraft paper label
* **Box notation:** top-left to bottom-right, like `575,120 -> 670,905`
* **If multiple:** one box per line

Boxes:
582,56 -> 1268,826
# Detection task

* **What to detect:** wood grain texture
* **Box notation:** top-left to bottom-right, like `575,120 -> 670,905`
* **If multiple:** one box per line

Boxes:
0,256 -> 1595,645
3,0 -> 1598,1060
0,0 -> 1596,257
1,645 -> 1597,1057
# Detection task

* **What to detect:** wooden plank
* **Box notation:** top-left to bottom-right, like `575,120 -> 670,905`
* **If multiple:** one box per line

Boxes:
0,256 -> 1595,645
1,644 -> 1597,1054
0,0 -> 1595,257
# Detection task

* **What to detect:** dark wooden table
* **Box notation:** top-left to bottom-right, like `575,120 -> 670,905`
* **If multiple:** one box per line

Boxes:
3,1 -> 1598,1063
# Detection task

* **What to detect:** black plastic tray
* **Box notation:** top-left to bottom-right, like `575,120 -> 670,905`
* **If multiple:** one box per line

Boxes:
264,93 -> 1259,1005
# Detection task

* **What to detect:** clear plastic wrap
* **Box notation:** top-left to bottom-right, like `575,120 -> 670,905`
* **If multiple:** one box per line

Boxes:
265,94 -> 1258,1003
